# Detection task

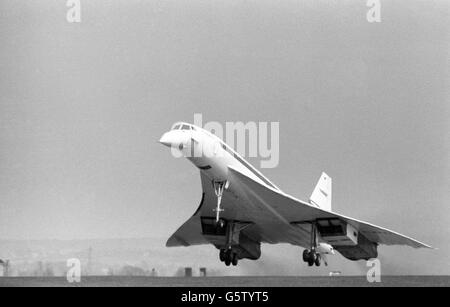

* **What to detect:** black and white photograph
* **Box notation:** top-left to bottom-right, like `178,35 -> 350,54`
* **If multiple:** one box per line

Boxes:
0,0 -> 449,292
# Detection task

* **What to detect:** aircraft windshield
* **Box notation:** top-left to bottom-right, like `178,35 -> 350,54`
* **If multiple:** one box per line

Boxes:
181,124 -> 191,130
171,123 -> 194,130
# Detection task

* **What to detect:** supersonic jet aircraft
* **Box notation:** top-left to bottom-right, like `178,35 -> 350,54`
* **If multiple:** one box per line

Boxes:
159,122 -> 431,267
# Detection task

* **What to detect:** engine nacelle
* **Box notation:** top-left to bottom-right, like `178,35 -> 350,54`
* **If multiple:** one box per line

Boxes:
315,218 -> 378,261
317,218 -> 358,246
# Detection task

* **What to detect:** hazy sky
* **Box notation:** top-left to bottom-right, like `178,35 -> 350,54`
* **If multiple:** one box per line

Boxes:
0,0 -> 449,274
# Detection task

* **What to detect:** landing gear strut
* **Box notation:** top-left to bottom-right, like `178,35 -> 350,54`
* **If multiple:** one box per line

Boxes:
212,180 -> 228,224
302,222 -> 322,267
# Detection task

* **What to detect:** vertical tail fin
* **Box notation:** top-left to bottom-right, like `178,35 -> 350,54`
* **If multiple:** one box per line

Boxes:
309,172 -> 332,211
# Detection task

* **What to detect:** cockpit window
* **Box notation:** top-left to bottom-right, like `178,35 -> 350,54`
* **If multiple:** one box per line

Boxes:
172,124 -> 181,130
181,124 -> 191,130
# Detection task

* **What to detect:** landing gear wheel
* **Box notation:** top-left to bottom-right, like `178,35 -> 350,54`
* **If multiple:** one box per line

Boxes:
302,249 -> 309,262
314,254 -> 321,267
224,249 -> 232,266
307,251 -> 316,267
231,253 -> 238,266
219,249 -> 225,262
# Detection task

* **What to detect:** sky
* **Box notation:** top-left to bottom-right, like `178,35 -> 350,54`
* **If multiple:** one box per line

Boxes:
0,0 -> 449,275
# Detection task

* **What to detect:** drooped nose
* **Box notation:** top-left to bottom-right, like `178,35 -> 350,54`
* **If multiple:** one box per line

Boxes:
159,132 -> 174,147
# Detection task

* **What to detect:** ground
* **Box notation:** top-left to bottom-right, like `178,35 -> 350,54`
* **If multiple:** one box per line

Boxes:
0,276 -> 449,287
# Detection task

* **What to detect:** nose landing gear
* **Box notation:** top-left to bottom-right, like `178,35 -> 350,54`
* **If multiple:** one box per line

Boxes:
212,180 -> 229,224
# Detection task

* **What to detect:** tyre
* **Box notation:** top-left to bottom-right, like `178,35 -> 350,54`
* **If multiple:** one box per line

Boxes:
314,254 -> 321,266
224,249 -> 232,266
309,251 -> 317,263
302,249 -> 310,262
219,249 -> 225,262
231,253 -> 238,266
307,251 -> 316,266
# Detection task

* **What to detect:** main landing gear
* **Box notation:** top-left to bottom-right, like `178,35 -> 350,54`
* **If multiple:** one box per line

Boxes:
218,219 -> 240,266
302,222 -> 322,267
216,219 -> 252,267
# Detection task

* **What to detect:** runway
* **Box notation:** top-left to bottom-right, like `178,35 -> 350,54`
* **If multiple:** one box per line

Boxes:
0,276 -> 448,287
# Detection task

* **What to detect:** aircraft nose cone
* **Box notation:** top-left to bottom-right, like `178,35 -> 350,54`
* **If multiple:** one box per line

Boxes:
159,133 -> 172,147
